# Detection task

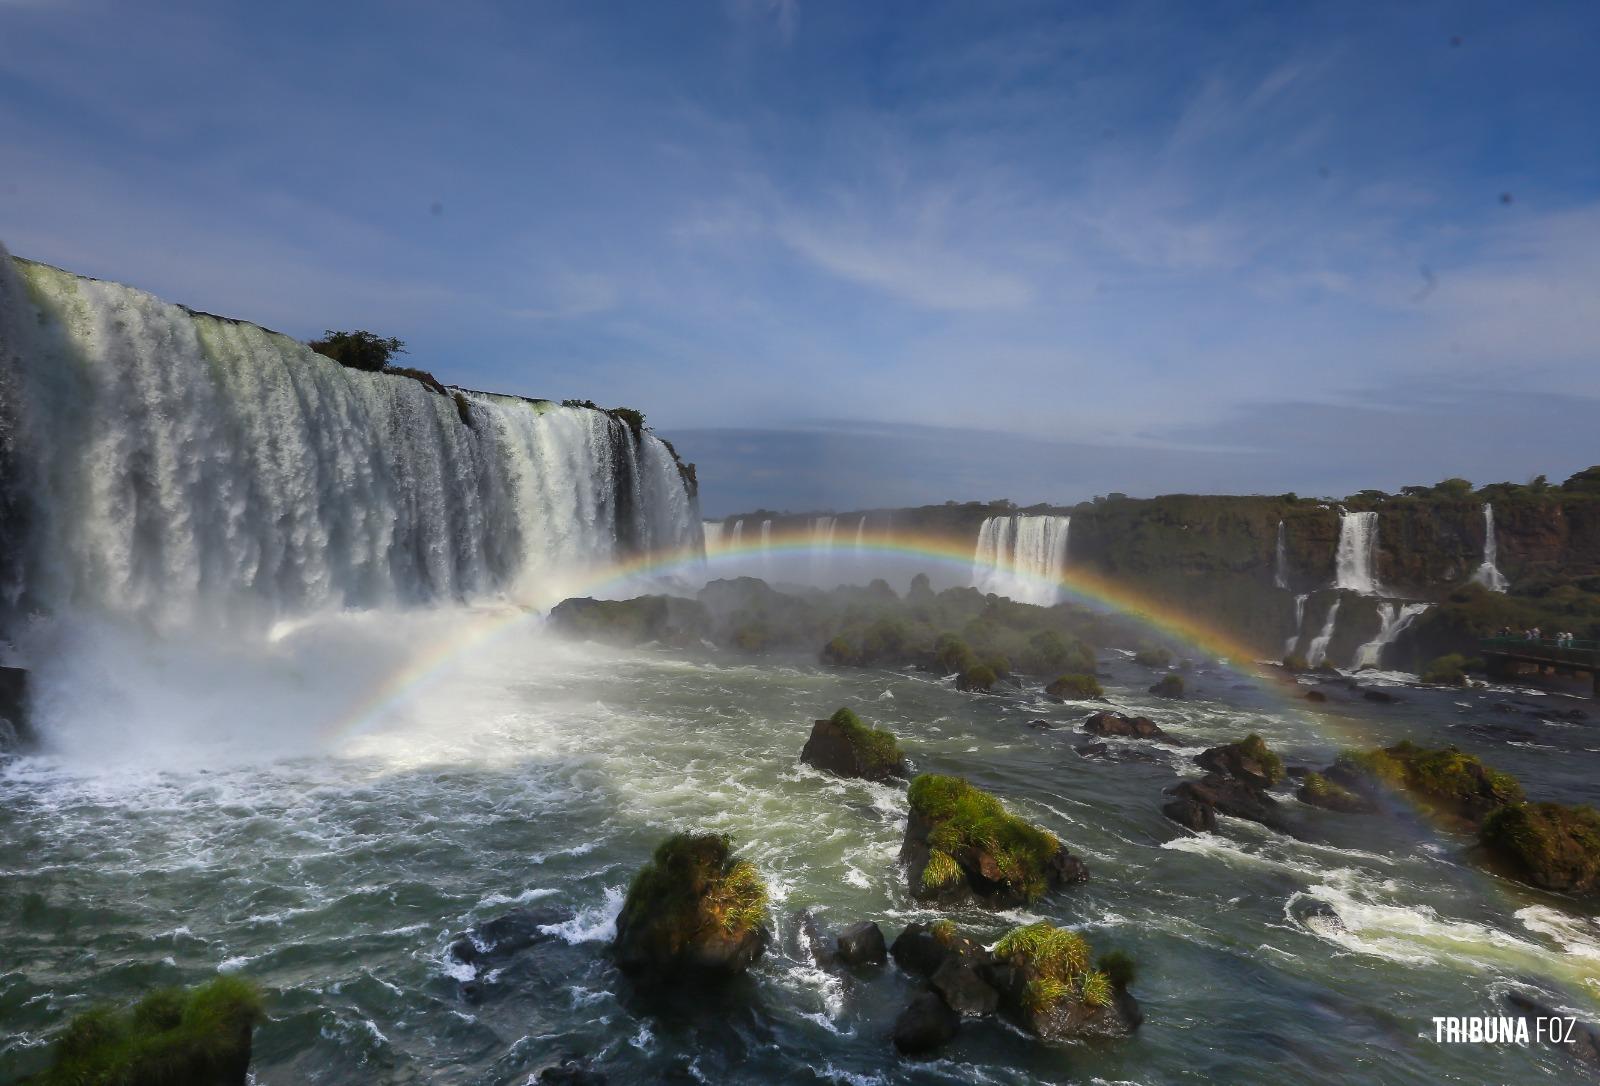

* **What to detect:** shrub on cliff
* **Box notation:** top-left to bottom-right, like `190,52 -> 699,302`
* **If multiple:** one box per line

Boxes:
1480,802 -> 1600,897
903,774 -> 1083,905
820,636 -> 857,666
800,707 -> 906,780
33,976 -> 263,1086
1046,674 -> 1102,700
612,833 -> 769,980
308,329 -> 405,372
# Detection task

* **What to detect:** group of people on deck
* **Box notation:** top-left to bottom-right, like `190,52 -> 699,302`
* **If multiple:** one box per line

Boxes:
1501,625 -> 1581,646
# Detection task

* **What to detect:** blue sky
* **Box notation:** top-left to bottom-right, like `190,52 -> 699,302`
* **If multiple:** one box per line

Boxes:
3,1 -> 1597,515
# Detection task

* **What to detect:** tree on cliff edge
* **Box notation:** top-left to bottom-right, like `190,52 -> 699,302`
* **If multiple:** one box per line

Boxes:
308,329 -> 406,372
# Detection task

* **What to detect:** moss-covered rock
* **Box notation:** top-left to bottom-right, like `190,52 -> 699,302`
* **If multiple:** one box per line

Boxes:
981,921 -> 1141,1042
800,707 -> 907,781
1420,653 -> 1469,685
1045,674 -> 1102,700
1296,771 -> 1377,814
1324,741 -> 1523,823
1133,647 -> 1172,668
901,775 -> 1085,906
548,595 -> 710,647
1082,711 -> 1176,743
31,976 -> 263,1086
1195,733 -> 1285,788
612,833 -> 769,981
1480,802 -> 1600,897
1148,674 -> 1184,699
956,663 -> 998,693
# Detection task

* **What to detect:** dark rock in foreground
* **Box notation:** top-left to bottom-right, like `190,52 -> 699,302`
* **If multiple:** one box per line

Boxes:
834,921 -> 887,966
983,921 -> 1141,1043
1480,802 -> 1600,898
612,833 -> 769,982
538,1057 -> 608,1084
902,775 -> 1085,907
893,991 -> 960,1056
800,707 -> 907,781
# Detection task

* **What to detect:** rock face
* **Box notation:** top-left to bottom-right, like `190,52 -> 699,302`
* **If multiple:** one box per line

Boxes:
1195,734 -> 1285,789
1045,674 -> 1102,700
902,775 -> 1086,907
0,666 -> 27,750
799,708 -> 907,781
1480,802 -> 1600,898
833,921 -> 887,966
612,833 -> 769,982
1083,711 -> 1176,744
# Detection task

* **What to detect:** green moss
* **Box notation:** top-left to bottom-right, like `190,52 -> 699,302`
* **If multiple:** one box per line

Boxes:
1024,975 -> 1070,1014
960,663 -> 997,692
1480,802 -> 1600,893
1332,747 -> 1409,790
1047,673 -> 1103,699
1334,741 -> 1523,818
34,976 -> 263,1086
826,707 -> 905,776
607,406 -> 646,435
1236,733 -> 1285,784
820,636 -> 857,666
929,919 -> 958,944
617,833 -> 768,954
909,776 -> 1062,902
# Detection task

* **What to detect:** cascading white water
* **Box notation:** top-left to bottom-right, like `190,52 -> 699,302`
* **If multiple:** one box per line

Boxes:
854,515 -> 866,551
0,252 -> 701,630
971,515 -> 1070,606
703,521 -> 725,551
1274,520 -> 1289,590
731,519 -> 744,546
760,520 -> 771,547
1353,602 -> 1431,670
1285,593 -> 1309,655
1306,598 -> 1342,667
1334,510 -> 1381,595
1471,504 -> 1509,592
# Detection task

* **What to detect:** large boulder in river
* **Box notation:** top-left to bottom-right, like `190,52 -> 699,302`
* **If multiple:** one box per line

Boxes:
1165,774 -> 1285,831
1323,741 -> 1523,824
1480,802 -> 1600,898
1082,711 -> 1176,744
800,708 -> 907,781
612,833 -> 769,981
981,922 -> 1141,1043
834,921 -> 887,966
1195,733 -> 1285,789
892,991 -> 960,1056
901,775 -> 1085,907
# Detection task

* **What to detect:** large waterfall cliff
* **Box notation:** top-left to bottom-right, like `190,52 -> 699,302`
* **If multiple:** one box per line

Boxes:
0,249 -> 701,635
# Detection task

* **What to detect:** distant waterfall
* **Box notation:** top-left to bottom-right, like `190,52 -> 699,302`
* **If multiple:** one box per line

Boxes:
760,520 -> 772,548
810,516 -> 837,546
1471,504 -> 1509,592
854,515 -> 867,552
703,522 -> 725,551
1285,593 -> 1309,655
731,519 -> 745,546
1274,521 -> 1289,589
1353,602 -> 1430,670
1334,510 -> 1381,595
0,251 -> 701,628
1307,598 -> 1341,667
971,515 -> 1070,606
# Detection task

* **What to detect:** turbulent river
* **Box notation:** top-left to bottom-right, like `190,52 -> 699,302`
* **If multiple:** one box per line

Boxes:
3,611 -> 1598,1085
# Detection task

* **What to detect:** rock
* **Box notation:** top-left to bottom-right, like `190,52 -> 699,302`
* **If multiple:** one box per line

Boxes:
1082,711 -> 1176,743
547,595 -> 710,647
1194,733 -> 1285,789
1324,741 -> 1523,824
1162,796 -> 1217,831
1045,674 -> 1102,700
1296,772 -> 1377,814
0,666 -> 29,751
1305,689 -> 1328,703
1480,802 -> 1600,898
1360,688 -> 1399,704
982,921 -> 1142,1043
1166,774 -> 1284,830
1506,991 -> 1600,1067
1025,718 -> 1055,731
799,708 -> 907,781
538,1057 -> 608,1084
796,911 -> 836,968
612,833 -> 769,981
834,921 -> 887,967
1148,674 -> 1185,699
892,991 -> 960,1056
902,775 -> 1086,907
890,922 -> 953,977
930,954 -> 999,1017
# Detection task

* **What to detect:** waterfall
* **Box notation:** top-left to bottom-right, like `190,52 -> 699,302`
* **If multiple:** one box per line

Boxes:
1274,520 -> 1289,589
760,520 -> 771,548
1471,504 -> 1509,592
1306,598 -> 1342,667
1334,510 -> 1381,595
971,515 -> 1070,606
731,519 -> 744,546
0,251 -> 701,629
1353,602 -> 1431,670
703,521 -> 725,552
854,515 -> 867,552
1285,593 -> 1309,655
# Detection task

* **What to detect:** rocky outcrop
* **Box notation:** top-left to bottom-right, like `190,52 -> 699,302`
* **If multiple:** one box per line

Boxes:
1148,674 -> 1185,699
1323,741 -> 1523,824
902,775 -> 1086,906
834,921 -> 887,967
799,708 -> 907,781
892,991 -> 960,1056
1082,711 -> 1176,744
1165,774 -> 1285,831
612,833 -> 769,982
1296,771 -> 1377,814
1195,734 -> 1285,789
1480,802 -> 1600,898
547,595 -> 710,647
1045,674 -> 1102,700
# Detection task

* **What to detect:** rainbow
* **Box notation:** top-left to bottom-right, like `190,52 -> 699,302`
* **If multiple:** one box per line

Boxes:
321,524 -> 1376,746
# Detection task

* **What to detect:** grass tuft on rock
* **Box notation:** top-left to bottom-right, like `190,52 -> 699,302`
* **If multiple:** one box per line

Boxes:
920,850 -> 963,893
34,976 -> 263,1086
618,832 -> 768,949
908,775 -> 1062,902
1235,733 -> 1285,785
994,920 -> 1119,1015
